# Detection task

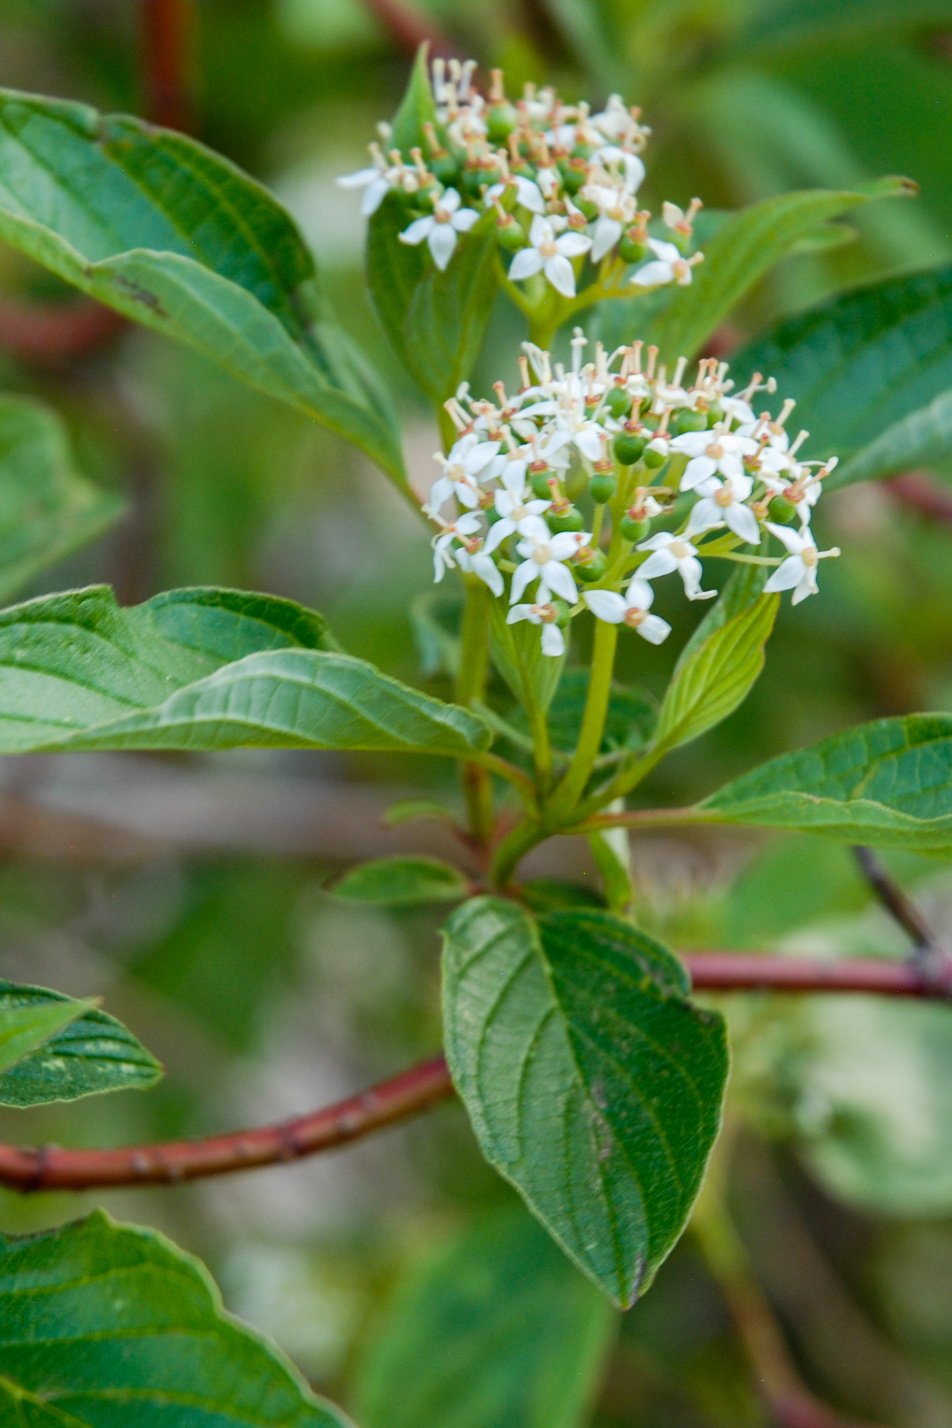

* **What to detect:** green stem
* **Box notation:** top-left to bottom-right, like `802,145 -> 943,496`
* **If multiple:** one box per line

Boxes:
489,816 -> 547,889
457,578 -> 495,845
547,615 -> 618,819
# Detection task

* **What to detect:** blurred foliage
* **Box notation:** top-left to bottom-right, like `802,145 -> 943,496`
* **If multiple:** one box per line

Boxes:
1,1 -> 952,1424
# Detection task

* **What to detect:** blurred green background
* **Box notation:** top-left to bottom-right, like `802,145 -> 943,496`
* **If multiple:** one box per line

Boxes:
1,2 -> 952,1424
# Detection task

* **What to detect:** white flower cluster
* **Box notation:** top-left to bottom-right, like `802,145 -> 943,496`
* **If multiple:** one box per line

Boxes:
339,58 -> 703,299
425,332 -> 840,656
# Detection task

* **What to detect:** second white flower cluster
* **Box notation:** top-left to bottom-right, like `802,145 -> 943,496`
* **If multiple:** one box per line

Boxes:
425,332 -> 840,656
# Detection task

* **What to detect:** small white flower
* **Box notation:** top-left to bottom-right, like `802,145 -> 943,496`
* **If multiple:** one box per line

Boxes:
685,474 -> 760,544
636,531 -> 716,600
482,468 -> 551,555
672,427 -> 758,492
583,181 -> 638,262
630,238 -> 700,288
507,593 -> 566,657
456,543 -> 505,597
432,512 -> 483,581
399,189 -> 481,271
508,215 -> 593,299
763,523 -> 840,605
583,578 -> 671,644
510,518 -> 591,604
427,433 -> 501,512
485,175 -> 545,215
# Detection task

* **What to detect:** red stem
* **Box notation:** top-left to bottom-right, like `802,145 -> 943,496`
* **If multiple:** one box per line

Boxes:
358,0 -> 459,57
0,0 -> 193,364
0,951 -> 949,1194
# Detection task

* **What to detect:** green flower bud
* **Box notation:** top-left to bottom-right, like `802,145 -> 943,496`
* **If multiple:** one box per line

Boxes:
613,429 -> 646,466
430,154 -> 460,187
769,496 -> 798,524
619,234 -> 647,264
547,506 -> 585,533
620,514 -> 649,542
487,101 -> 519,143
559,158 -> 588,195
531,469 -> 555,500
573,196 -> 599,223
590,471 -> 617,504
643,444 -> 667,469
551,599 -> 572,628
575,548 -> 607,582
673,409 -> 708,434
497,216 -> 526,251
603,385 -> 632,420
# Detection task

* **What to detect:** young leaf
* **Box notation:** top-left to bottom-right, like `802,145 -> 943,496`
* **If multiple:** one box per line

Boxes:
332,856 -> 471,906
0,395 -> 122,601
442,898 -> 729,1308
0,585 -> 489,758
731,262 -> 952,486
0,1211 -> 353,1427
354,1206 -> 616,1428
0,90 -> 405,485
0,981 -> 160,1107
700,714 -> 952,852
598,182 -> 907,361
652,595 -> 778,755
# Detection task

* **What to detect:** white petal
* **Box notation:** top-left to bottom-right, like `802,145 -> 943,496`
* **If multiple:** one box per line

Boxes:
630,260 -> 673,288
648,238 -> 681,263
764,556 -> 804,593
623,577 -> 654,610
549,531 -> 587,560
508,248 -> 544,283
510,561 -> 536,604
637,614 -> 672,645
516,178 -> 545,213
791,569 -> 819,605
428,223 -> 458,271
541,623 -> 565,657
544,253 -> 577,298
543,561 -> 578,604
557,231 -> 593,259
726,503 -> 761,545
440,188 -> 462,213
452,207 -> 481,232
482,519 -> 514,555
507,603 -> 535,625
685,499 -> 722,538
400,216 -> 433,246
636,532 -> 675,552
680,456 -> 717,491
591,217 -> 621,262
670,432 -> 711,457
574,427 -> 604,463
528,214 -> 551,246
637,548 -> 677,581
583,590 -> 627,623
765,521 -> 806,555
363,179 -> 391,216
470,553 -> 504,597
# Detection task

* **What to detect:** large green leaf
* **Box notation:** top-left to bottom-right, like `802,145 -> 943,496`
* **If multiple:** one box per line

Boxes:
701,714 -> 952,852
0,1211 -> 353,1427
0,585 -> 489,757
442,898 -> 729,1308
652,595 -> 778,755
0,980 -> 161,1107
0,89 -> 404,484
0,395 -> 122,601
731,263 -> 952,486
598,183 -> 905,361
367,52 -> 498,401
354,1206 -> 615,1428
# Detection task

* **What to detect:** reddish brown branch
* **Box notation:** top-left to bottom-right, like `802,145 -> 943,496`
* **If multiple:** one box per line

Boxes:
0,1057 -> 453,1193
0,0 -> 193,364
1,951 -> 951,1195
887,470 -> 952,525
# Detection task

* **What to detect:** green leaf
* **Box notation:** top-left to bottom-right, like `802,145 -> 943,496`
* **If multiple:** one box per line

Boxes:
0,584 -> 490,758
0,90 -> 405,485
675,561 -> 769,669
0,395 -> 122,601
332,856 -> 471,906
0,1211 -> 353,1427
0,980 -> 160,1107
653,595 -> 778,756
368,197 -> 498,404
442,898 -> 729,1307
354,1206 -> 616,1428
488,595 -> 565,715
389,43 -> 437,152
599,183 -> 907,362
701,714 -> 952,852
731,263 -> 952,486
